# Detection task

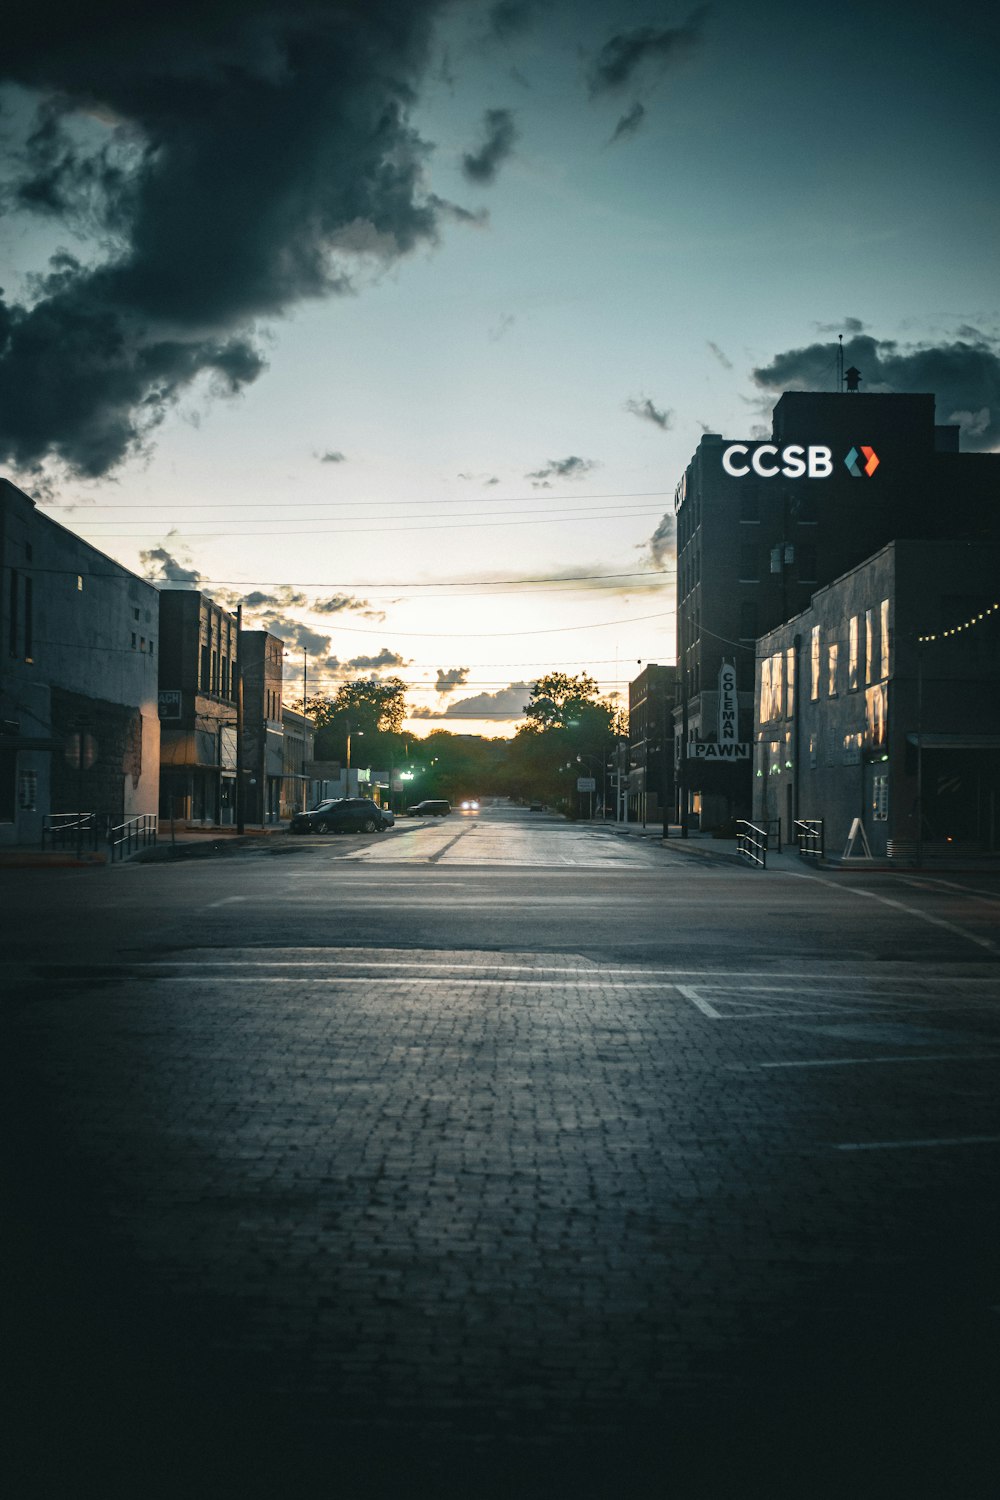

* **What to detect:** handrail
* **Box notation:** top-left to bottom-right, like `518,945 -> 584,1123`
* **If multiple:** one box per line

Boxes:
107,813 -> 158,861
42,812 -> 104,851
736,819 -> 768,869
794,818 -> 824,861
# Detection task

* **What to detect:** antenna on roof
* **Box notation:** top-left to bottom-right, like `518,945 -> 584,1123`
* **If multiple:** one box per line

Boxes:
837,334 -> 844,393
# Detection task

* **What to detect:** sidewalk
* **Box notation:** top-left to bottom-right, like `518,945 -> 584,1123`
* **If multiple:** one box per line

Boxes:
600,819 -> 1000,874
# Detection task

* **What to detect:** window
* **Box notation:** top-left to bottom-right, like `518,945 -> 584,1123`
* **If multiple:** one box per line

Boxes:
739,542 -> 758,581
865,684 -> 887,749
785,647 -> 795,717
879,599 -> 890,679
148,638 -> 155,655
810,626 -> 820,701
872,773 -> 888,822
739,602 -> 758,641
200,644 -> 210,691
24,576 -> 32,660
865,608 -> 875,685
77,575 -> 84,591
131,632 -> 137,649
133,607 -> 140,621
848,615 -> 859,691
827,642 -> 839,697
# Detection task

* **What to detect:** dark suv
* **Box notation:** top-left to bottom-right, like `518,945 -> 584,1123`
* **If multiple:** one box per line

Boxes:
404,800 -> 451,818
289,798 -> 392,834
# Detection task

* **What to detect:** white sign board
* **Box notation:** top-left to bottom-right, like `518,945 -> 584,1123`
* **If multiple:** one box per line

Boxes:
687,742 -> 751,761
577,777 -> 596,792
718,661 -> 738,743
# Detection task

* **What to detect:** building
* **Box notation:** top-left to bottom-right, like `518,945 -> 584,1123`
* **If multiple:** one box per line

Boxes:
280,706 -> 315,820
1,478 -> 160,846
627,663 -> 676,824
157,590 -> 241,825
673,389 -> 1000,830
754,540 -> 1000,859
241,630 -> 285,824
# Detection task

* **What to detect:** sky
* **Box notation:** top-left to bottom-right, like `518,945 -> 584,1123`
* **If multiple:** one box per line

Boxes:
2,0 -> 999,736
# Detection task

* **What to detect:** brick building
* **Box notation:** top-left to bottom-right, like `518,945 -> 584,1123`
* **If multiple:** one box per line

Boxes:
1,478 -> 160,846
754,540 -> 1000,859
627,663 -> 676,825
673,390 -> 1000,829
157,590 -> 241,825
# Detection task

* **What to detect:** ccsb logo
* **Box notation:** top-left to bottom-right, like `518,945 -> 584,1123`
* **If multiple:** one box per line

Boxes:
721,444 -> 880,479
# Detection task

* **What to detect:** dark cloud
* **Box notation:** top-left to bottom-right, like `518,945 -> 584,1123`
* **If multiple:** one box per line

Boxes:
346,649 -> 407,671
753,333 -> 1000,450
313,592 -> 382,619
814,316 -> 866,334
488,311 -> 515,342
242,587 -> 309,609
436,666 -> 469,694
462,108 -> 518,185
625,395 -> 672,430
441,680 -> 535,718
487,1 -> 538,41
0,1 -> 456,477
319,450 -> 346,464
609,101 -> 645,144
644,512 -> 677,568
706,340 -> 732,370
139,536 -> 202,586
526,454 -> 597,487
252,615 -> 332,657
588,8 -> 708,95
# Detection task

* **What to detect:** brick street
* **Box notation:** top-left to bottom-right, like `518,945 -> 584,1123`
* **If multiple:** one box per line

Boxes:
3,807 -> 999,1498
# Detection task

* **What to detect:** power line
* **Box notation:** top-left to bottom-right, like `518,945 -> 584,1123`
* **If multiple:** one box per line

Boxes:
66,507 -> 667,539
38,488 -> 674,512
20,565 -> 674,588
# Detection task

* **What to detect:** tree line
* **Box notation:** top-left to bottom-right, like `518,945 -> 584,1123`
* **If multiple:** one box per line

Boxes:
301,672 -> 626,813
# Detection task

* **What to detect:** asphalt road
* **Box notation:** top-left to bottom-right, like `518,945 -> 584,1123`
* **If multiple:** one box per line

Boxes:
3,805 -> 999,1498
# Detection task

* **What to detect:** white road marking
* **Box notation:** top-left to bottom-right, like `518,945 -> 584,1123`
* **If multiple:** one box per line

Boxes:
835,1135 -> 1000,1152
900,876 -> 1000,905
675,985 -> 724,1019
797,872 -> 998,953
206,896 -> 248,908
141,976 -> 678,989
758,1053 -> 1000,1069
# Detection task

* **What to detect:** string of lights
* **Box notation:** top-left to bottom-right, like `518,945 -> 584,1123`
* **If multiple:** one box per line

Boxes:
917,600 -> 1000,644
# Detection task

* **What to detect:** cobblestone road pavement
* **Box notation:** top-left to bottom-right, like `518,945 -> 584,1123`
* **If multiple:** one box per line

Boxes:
3,810 -> 999,1498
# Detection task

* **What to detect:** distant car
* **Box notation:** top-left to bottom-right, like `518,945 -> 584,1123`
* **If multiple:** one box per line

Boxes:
405,799 -> 451,817
289,798 -> 392,834
529,801 -> 544,812
459,799 -> 480,812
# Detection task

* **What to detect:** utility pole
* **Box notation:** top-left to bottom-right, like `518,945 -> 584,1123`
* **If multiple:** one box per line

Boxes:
235,604 -> 245,834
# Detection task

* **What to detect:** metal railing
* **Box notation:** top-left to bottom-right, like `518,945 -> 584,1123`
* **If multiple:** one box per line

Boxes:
42,811 -> 106,852
736,820 -> 768,868
108,813 -> 158,861
794,818 -> 825,861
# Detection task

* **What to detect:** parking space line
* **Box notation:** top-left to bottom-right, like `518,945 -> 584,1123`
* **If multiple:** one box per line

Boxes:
675,985 -> 723,1019
759,1053 -> 1000,1069
835,1135 -> 1000,1152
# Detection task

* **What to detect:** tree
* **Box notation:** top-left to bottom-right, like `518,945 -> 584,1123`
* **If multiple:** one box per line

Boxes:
523,673 -> 602,731
305,677 -> 407,763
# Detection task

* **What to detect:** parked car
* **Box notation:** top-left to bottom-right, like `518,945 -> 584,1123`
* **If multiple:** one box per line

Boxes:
404,799 -> 451,817
289,798 -> 392,834
529,801 -> 544,812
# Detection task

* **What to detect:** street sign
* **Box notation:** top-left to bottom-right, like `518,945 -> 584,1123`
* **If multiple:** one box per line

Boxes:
158,690 -> 182,720
577,777 -> 596,792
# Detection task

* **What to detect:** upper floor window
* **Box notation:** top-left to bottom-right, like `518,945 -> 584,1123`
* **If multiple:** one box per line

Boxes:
848,616 -> 859,691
